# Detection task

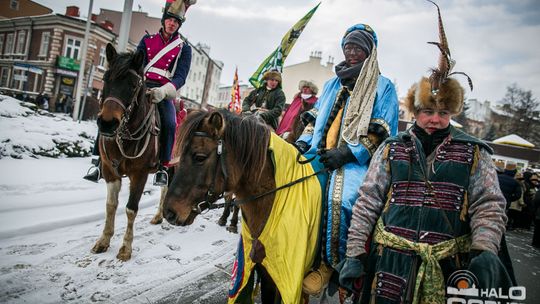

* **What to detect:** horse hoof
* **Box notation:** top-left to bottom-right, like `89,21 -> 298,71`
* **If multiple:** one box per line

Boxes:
91,243 -> 109,254
150,216 -> 163,225
217,218 -> 227,226
226,226 -> 238,234
116,247 -> 131,261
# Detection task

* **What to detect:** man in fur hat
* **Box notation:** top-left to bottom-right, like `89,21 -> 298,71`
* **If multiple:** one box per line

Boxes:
339,3 -> 512,302
297,23 -> 399,297
241,70 -> 286,130
83,0 -> 196,186
276,80 -> 318,139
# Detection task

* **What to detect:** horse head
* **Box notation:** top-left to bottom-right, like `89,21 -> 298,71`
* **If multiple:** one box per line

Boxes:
163,109 -> 270,226
97,43 -> 146,137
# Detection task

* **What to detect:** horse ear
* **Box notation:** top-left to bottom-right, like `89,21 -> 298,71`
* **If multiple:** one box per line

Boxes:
208,111 -> 225,137
132,49 -> 144,69
106,43 -> 117,63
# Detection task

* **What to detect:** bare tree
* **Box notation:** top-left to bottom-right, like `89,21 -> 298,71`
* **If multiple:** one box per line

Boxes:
501,84 -> 540,146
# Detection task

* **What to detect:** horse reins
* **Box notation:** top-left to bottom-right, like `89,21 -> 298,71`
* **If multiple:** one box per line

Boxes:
100,69 -> 159,160
191,131 -> 327,214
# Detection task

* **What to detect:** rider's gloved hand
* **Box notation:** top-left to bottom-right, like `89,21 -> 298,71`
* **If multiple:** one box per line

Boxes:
336,254 -> 367,294
294,140 -> 310,154
151,83 -> 176,102
319,145 -> 355,171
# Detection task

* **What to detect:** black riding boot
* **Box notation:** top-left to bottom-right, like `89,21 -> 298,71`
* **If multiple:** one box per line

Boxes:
153,165 -> 168,186
83,157 -> 101,183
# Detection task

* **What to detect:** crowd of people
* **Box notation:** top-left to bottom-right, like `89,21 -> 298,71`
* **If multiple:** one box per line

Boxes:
234,5 -> 539,304
496,161 -> 540,241
74,0 -> 539,303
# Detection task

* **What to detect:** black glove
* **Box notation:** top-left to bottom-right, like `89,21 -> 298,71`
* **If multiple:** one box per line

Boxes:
319,145 -> 355,171
336,254 -> 367,293
294,140 -> 310,154
467,250 -> 514,290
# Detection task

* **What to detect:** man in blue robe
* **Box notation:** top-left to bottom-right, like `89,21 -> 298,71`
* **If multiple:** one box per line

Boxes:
297,23 -> 399,296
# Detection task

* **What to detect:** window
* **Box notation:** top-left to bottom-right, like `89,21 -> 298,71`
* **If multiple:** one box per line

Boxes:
38,32 -> 50,56
0,34 -> 4,54
12,69 -> 26,90
16,30 -> 26,54
98,46 -> 106,67
5,33 -> 14,54
65,37 -> 82,59
0,67 -> 9,87
10,0 -> 19,10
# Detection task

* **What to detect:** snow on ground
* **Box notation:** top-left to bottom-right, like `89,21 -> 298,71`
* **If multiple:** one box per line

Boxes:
0,94 -> 95,159
0,96 -> 239,303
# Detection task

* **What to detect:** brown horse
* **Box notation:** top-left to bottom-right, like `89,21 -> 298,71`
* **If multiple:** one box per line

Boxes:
91,43 -> 168,261
218,100 -> 315,234
162,109 -> 323,303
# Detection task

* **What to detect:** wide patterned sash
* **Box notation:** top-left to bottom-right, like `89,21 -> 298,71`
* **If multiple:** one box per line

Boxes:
373,218 -> 471,304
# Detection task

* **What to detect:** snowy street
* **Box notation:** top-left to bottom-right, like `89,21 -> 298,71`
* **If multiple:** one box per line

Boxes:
0,95 -> 239,303
0,156 -> 239,303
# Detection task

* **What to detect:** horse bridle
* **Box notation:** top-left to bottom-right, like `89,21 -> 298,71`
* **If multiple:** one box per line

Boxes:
191,131 -> 229,214
99,69 -> 158,160
190,130 -> 327,215
100,69 -> 143,137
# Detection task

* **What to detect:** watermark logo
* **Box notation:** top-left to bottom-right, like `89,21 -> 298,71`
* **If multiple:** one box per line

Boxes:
446,270 -> 526,304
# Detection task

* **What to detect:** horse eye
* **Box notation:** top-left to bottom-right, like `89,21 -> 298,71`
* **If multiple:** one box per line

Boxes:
193,153 -> 207,164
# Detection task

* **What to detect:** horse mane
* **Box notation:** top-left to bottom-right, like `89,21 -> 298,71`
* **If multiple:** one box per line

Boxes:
107,51 -> 143,81
176,109 -> 271,184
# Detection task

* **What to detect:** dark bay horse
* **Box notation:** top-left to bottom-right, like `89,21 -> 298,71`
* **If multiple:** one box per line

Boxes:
162,109 -> 323,303
217,192 -> 239,233
91,43 -> 168,261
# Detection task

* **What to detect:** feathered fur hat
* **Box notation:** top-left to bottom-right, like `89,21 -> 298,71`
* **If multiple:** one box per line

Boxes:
298,80 -> 318,94
262,70 -> 282,84
405,0 -> 473,115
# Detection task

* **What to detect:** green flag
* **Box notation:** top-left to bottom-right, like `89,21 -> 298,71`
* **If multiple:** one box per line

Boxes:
249,3 -> 320,88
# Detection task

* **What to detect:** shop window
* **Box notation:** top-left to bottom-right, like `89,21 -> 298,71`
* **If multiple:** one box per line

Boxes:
39,32 -> 50,57
0,67 -> 9,87
12,69 -> 26,90
16,30 -> 26,54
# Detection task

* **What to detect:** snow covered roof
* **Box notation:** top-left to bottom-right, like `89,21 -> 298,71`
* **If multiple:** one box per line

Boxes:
493,134 -> 535,148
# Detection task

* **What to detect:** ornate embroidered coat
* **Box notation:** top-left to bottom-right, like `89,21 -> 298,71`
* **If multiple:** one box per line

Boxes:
346,126 -> 508,303
137,30 -> 192,89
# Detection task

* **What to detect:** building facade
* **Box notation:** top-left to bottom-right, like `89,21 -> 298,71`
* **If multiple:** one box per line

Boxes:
216,82 -> 254,110
0,4 -> 223,115
281,51 -> 335,103
0,0 -> 52,19
94,9 -> 223,109
0,7 -> 120,110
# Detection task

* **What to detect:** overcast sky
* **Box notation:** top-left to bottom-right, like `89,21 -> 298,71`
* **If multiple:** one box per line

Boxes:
35,0 -> 540,103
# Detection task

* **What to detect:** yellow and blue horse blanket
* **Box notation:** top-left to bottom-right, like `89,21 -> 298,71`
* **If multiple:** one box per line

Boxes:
228,133 -> 322,304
